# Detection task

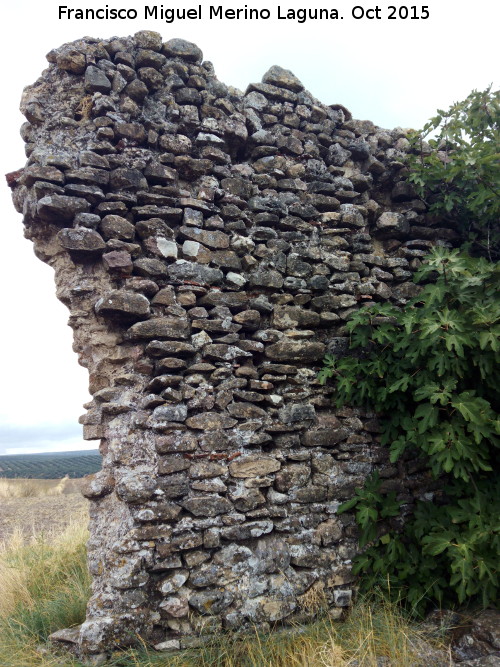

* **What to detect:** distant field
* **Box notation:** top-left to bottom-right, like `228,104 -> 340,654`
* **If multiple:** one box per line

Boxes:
0,450 -> 101,479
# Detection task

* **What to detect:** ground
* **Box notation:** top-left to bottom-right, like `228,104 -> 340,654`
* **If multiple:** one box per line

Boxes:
0,481 -> 88,542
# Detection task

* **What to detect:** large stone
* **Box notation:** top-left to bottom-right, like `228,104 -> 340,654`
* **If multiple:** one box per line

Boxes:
95,291 -> 150,321
127,317 -> 190,340
229,456 -> 281,478
376,211 -> 409,235
109,168 -> 148,191
37,195 -> 90,223
100,215 -> 136,241
302,428 -> 349,447
57,228 -> 105,255
151,404 -> 188,424
168,261 -> 223,285
156,432 -> 197,454
203,344 -> 252,361
179,226 -> 230,249
249,269 -> 284,288
273,306 -> 320,329
85,66 -> 111,93
186,412 -> 237,430
182,496 -> 233,517
227,402 -> 268,420
162,38 -> 203,63
262,65 -> 304,92
279,404 -> 316,424
265,341 -> 326,362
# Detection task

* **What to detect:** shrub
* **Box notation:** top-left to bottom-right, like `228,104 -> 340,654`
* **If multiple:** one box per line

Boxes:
407,86 -> 500,259
319,248 -> 500,613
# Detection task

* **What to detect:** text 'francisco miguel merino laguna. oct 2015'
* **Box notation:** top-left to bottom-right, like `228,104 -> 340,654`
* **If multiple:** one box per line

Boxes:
58,4 -> 431,23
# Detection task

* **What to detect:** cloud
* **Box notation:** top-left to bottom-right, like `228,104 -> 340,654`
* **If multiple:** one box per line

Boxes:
0,422 -> 87,455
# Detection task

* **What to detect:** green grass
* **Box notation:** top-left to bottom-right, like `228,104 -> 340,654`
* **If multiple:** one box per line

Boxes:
0,524 -> 450,667
0,451 -> 101,479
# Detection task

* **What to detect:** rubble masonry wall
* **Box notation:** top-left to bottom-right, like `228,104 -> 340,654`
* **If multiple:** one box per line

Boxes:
8,31 -> 457,656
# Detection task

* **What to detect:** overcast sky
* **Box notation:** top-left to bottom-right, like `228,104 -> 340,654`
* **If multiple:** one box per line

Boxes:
0,0 -> 498,455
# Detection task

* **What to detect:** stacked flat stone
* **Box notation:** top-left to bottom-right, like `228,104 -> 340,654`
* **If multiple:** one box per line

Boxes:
9,31 -> 457,659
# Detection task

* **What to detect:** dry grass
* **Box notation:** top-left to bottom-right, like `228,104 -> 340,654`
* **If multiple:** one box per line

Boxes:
0,478 -> 88,544
0,476 -> 83,499
0,521 -> 91,667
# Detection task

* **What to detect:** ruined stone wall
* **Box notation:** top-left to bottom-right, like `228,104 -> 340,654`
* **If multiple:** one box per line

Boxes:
8,31 -> 458,658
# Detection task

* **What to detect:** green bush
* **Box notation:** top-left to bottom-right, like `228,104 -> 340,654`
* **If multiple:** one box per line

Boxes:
319,247 -> 500,613
407,86 -> 500,259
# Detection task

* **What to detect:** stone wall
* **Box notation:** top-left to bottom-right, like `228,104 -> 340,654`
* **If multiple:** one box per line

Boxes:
8,32 -> 458,659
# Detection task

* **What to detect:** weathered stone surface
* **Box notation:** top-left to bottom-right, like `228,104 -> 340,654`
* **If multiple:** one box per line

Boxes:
100,215 -> 135,241
376,211 -> 409,235
262,65 -> 304,92
179,226 -> 230,249
249,269 -> 284,288
85,66 -> 111,94
151,404 -> 188,423
186,412 -> 238,430
156,432 -> 197,454
273,306 -> 320,330
265,341 -> 326,362
229,456 -> 281,478
95,291 -> 150,321
182,496 -> 233,517
168,261 -> 223,285
162,38 -> 203,63
57,228 -> 105,255
37,194 -> 90,223
302,428 -> 349,447
127,317 -> 190,340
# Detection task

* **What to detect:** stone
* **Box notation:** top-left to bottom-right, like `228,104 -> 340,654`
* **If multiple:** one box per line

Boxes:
186,412 -> 237,430
229,456 -> 281,478
37,194 -> 90,223
279,404 -> 316,424
151,404 -> 188,423
182,496 -> 233,517
127,317 -> 190,340
249,269 -> 284,289
265,341 -> 326,362
262,65 -> 304,92
302,428 -> 349,447
57,228 -> 105,255
85,66 -> 111,93
203,344 -> 252,361
275,464 -> 310,492
227,402 -> 268,420
273,306 -> 320,330
95,291 -> 150,321
162,38 -> 203,63
179,226 -> 230,249
156,432 -> 197,454
168,261 -> 223,285
109,168 -> 148,191
158,455 -> 190,475
48,626 -> 81,644
376,211 -> 410,235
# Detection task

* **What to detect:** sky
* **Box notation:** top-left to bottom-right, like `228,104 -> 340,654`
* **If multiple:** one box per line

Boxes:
0,0 -> 498,455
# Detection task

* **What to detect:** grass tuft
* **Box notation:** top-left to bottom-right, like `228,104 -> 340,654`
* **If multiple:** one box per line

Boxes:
0,522 -> 91,666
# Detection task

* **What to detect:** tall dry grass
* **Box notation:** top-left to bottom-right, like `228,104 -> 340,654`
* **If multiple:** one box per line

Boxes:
0,476 -> 79,499
0,520 -> 90,666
